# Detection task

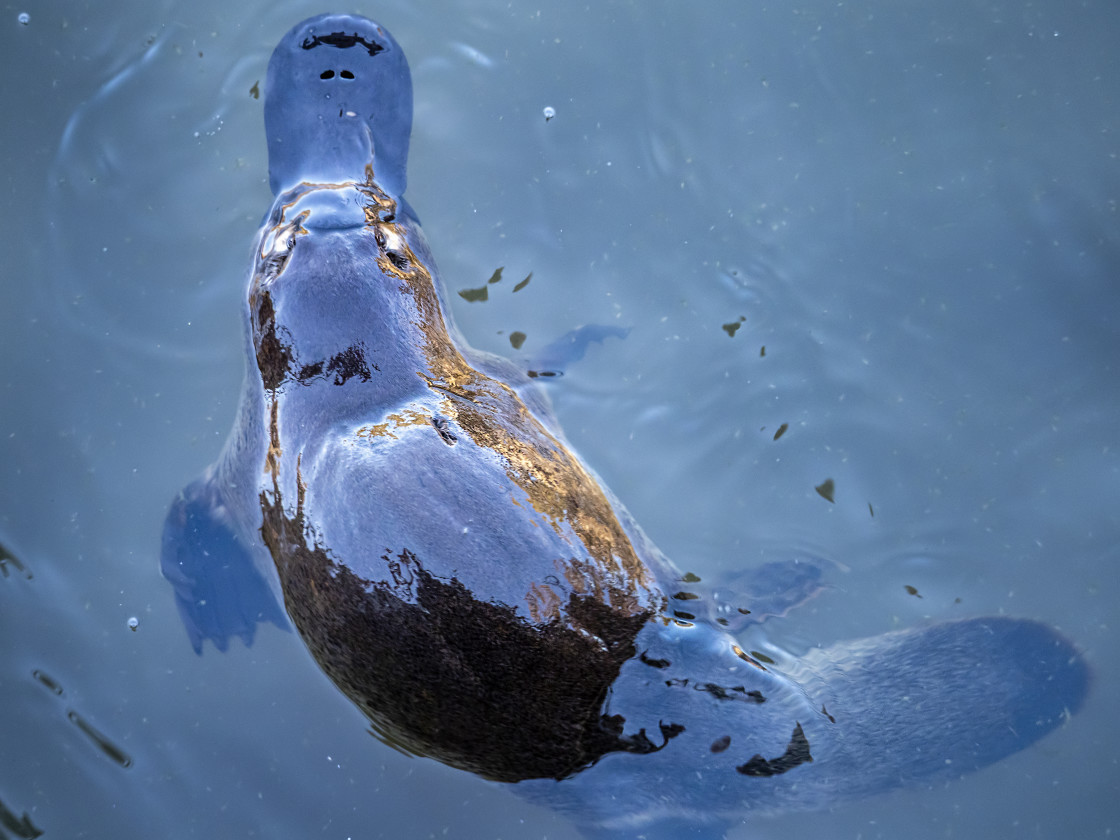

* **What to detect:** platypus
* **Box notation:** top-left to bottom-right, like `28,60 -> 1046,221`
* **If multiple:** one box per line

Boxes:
161,14 -> 1088,838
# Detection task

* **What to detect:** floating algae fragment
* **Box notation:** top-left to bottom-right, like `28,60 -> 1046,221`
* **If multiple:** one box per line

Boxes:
721,316 -> 746,337
458,285 -> 488,302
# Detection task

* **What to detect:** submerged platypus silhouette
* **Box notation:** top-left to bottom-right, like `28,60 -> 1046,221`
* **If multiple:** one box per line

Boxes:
161,14 -> 1088,839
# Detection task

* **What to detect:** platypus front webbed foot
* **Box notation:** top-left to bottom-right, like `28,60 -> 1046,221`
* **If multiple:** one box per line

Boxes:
161,477 -> 289,653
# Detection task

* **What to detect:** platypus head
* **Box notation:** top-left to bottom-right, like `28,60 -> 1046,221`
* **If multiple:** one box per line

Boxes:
264,14 -> 412,198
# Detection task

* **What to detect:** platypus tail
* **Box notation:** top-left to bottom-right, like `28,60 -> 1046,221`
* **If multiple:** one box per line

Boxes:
796,616 -> 1088,790
527,616 -> 1088,839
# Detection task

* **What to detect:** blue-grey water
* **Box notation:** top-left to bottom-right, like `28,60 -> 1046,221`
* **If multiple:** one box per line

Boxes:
1,0 -> 1117,837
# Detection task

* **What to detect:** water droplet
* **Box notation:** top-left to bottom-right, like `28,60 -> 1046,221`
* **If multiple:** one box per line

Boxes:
127,616 -> 139,631
17,12 -> 30,25
542,105 -> 556,122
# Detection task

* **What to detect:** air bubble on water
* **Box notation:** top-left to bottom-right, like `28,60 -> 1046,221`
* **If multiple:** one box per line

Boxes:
17,12 -> 30,25
542,105 -> 556,122
127,616 -> 139,631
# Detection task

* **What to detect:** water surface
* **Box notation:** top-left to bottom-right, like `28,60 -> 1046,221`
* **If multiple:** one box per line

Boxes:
1,0 -> 1117,837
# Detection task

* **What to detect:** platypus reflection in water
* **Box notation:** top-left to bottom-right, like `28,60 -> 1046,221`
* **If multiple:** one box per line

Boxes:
161,14 -> 1088,839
